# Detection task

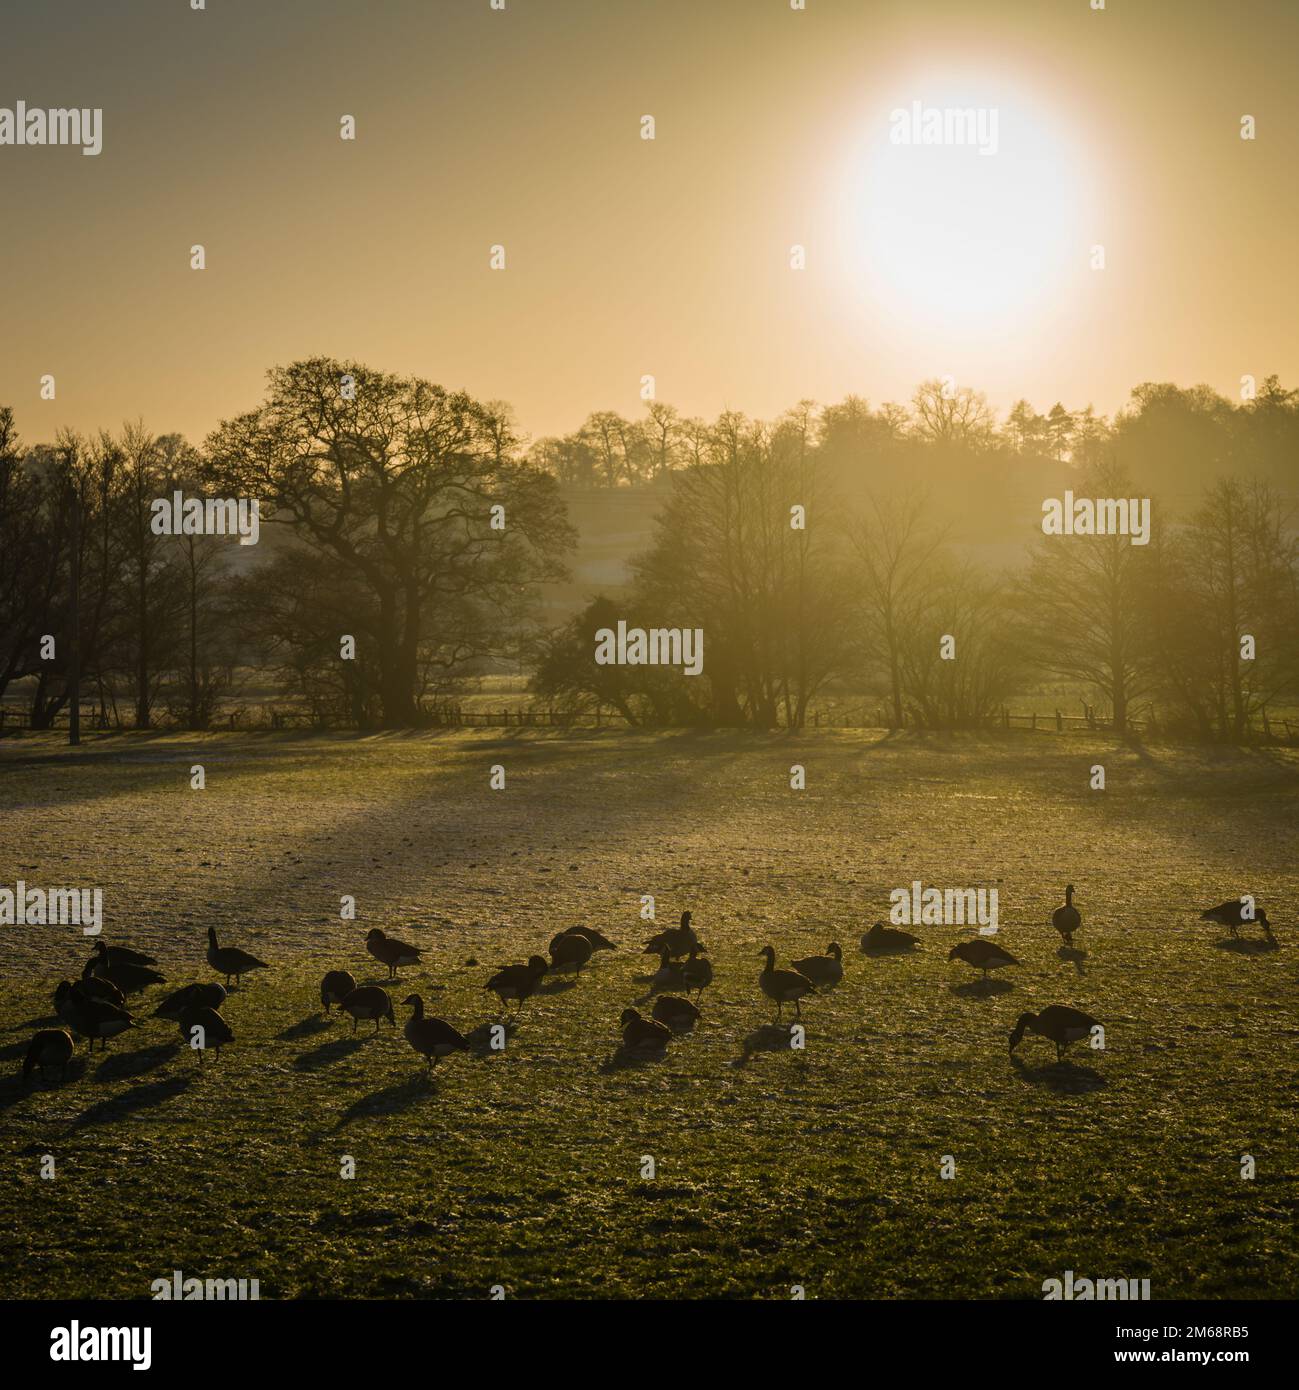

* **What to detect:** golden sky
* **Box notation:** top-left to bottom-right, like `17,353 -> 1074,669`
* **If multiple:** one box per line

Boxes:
3,0 -> 1297,448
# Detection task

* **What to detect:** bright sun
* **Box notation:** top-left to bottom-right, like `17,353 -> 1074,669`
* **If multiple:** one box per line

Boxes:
841,81 -> 1088,330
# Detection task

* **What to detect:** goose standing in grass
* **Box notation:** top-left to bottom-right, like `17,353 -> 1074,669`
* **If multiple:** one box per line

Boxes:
1200,899 -> 1275,943
365,928 -> 422,979
758,945 -> 816,1021
54,982 -> 138,1051
85,953 -> 166,996
792,942 -> 843,987
681,947 -> 712,997
23,1028 -> 75,1084
948,939 -> 1019,985
1052,885 -> 1082,948
339,985 -> 395,1034
485,956 -> 549,1012
651,995 -> 701,1031
320,970 -> 357,1015
402,994 -> 468,1072
1009,1006 -> 1100,1063
561,926 -> 618,953
207,927 -> 268,987
153,982 -> 227,1021
620,1007 -> 672,1055
644,911 -> 701,961
646,948 -> 685,995
177,1005 -> 234,1064
88,940 -> 158,969
548,930 -> 593,979
862,922 -> 920,954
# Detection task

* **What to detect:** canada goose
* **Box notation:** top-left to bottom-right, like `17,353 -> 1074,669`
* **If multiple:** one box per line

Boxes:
88,940 -> 158,968
320,970 -> 357,1014
643,910 -> 701,961
620,1007 -> 671,1053
758,945 -> 816,1020
153,982 -> 227,1021
652,995 -> 701,1031
85,954 -> 166,996
485,956 -> 549,1010
862,921 -> 920,954
647,948 -> 685,995
1052,885 -> 1082,947
62,973 -> 125,1009
177,1005 -> 234,1064
1009,1005 -> 1100,1062
54,981 -> 138,1051
338,985 -> 396,1034
402,994 -> 469,1071
561,925 -> 618,952
1200,900 -> 1274,942
792,942 -> 843,987
207,927 -> 268,986
948,939 -> 1019,984
365,928 -> 422,979
549,931 -> 593,977
24,1028 -> 75,1084
681,947 -> 713,997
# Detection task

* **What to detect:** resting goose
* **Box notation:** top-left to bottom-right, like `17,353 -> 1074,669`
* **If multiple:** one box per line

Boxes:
402,994 -> 469,1071
758,945 -> 816,1020
620,1007 -> 671,1054
862,921 -> 920,954
681,947 -> 713,997
1009,1005 -> 1100,1062
24,1028 -> 75,1084
88,939 -> 158,969
177,1005 -> 234,1063
652,995 -> 701,1031
948,939 -> 1019,983
792,942 -> 843,987
1201,900 -> 1274,942
365,928 -> 422,979
85,954 -> 166,995
320,970 -> 357,1014
1052,885 -> 1082,947
562,926 -> 618,952
647,948 -> 685,995
153,982 -> 227,1021
548,931 -> 593,977
54,981 -> 138,1051
207,927 -> 268,986
485,956 -> 549,1010
339,985 -> 395,1034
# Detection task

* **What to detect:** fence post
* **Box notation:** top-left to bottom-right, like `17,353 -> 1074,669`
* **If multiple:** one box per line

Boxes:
1031,712 -> 1037,730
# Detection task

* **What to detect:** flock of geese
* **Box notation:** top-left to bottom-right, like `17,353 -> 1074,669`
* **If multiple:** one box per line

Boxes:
19,891 -> 1280,1084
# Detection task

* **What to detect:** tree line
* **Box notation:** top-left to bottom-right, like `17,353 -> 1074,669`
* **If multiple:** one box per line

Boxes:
2,362 -> 1297,740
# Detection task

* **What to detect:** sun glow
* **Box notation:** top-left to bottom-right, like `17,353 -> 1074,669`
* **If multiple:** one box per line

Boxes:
838,79 -> 1092,332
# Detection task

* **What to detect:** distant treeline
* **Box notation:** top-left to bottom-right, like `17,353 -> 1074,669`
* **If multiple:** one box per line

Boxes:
2,362 -> 1297,740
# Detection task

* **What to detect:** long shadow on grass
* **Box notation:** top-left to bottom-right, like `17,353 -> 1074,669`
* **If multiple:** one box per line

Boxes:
733,1023 -> 802,1067
278,1013 -> 332,1041
336,1073 -> 439,1126
94,1042 -> 178,1082
950,979 -> 1015,1000
294,1036 -> 367,1070
1010,1055 -> 1106,1095
65,1075 -> 191,1132
1213,937 -> 1280,956
0,1056 -> 91,1110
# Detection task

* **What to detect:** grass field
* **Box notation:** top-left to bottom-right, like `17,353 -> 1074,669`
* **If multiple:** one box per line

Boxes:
1,728 -> 1296,1300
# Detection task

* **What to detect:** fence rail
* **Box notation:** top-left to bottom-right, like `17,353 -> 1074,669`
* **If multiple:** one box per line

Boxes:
3,700 -> 1297,743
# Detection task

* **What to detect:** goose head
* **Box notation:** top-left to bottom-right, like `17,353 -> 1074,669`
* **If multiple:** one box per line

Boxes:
367,928 -> 386,943
619,1008 -> 643,1027
526,954 -> 549,973
1009,1012 -> 1036,1052
827,942 -> 842,960
759,945 -> 776,966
